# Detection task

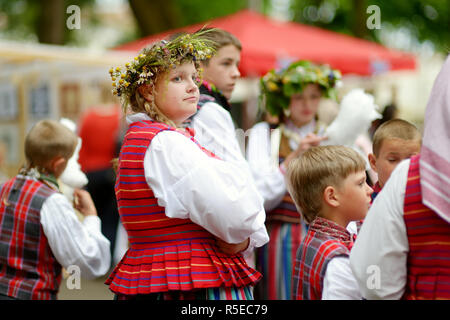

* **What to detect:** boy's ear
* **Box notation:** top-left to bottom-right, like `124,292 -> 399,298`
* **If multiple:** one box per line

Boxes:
137,84 -> 153,102
368,153 -> 378,173
50,156 -> 68,178
323,186 -> 339,208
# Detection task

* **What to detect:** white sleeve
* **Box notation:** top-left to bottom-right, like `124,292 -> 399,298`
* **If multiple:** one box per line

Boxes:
191,104 -> 269,248
144,130 -> 269,246
350,159 -> 410,300
322,256 -> 362,300
246,122 -> 287,211
40,193 -> 111,279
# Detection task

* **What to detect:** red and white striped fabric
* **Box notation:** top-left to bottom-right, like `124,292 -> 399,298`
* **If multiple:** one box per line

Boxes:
403,155 -> 450,299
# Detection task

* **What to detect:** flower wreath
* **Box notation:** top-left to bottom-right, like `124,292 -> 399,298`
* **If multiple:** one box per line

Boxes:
260,60 -> 342,117
110,29 -> 216,109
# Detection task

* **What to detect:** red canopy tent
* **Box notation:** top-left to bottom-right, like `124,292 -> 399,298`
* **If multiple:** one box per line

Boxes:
114,9 -> 416,77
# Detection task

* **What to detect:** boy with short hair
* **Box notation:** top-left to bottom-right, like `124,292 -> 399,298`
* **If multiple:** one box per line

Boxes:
288,145 -> 373,300
0,120 -> 110,300
368,118 -> 422,199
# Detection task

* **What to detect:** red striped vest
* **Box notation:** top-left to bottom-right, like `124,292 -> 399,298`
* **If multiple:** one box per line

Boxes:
0,176 -> 62,300
402,155 -> 450,300
292,217 -> 352,300
106,120 -> 261,295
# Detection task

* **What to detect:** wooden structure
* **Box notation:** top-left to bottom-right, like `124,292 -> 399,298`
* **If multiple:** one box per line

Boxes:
0,40 -> 132,178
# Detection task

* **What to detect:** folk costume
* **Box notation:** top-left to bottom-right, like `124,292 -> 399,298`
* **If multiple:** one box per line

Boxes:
106,32 -> 268,300
106,114 -> 267,299
350,56 -> 450,300
247,60 -> 341,300
292,217 -> 361,300
0,169 -> 110,300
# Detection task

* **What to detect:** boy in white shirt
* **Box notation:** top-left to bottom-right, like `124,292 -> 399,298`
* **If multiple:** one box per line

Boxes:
0,120 -> 110,300
287,145 -> 372,300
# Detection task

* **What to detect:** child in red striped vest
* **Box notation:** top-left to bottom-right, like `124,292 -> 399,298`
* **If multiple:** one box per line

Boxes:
288,145 -> 373,300
368,118 -> 421,201
350,56 -> 450,300
0,120 -> 111,300
105,30 -> 268,300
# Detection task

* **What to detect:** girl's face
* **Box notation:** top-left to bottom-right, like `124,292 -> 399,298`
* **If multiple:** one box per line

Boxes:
288,83 -> 322,128
153,62 -> 200,126
201,44 -> 241,100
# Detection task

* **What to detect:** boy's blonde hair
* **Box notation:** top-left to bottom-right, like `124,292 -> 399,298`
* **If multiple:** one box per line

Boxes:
372,119 -> 422,157
287,145 -> 366,224
25,120 -> 77,171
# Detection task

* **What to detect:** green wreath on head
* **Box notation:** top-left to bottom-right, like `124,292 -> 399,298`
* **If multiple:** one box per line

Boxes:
109,29 -> 217,110
260,60 -> 342,117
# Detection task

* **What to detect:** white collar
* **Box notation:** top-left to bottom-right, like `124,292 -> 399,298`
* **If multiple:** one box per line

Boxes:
126,112 -> 152,124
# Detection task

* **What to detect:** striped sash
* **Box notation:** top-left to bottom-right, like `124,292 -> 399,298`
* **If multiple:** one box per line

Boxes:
403,155 -> 450,300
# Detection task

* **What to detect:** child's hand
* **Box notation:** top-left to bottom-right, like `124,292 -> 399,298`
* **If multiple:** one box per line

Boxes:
295,133 -> 328,156
73,189 -> 97,217
215,238 -> 250,255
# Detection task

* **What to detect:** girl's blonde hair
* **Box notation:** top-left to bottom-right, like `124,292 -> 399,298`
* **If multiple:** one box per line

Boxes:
286,145 -> 366,224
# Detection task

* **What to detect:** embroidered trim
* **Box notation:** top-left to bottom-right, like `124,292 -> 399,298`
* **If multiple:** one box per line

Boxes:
309,217 -> 353,248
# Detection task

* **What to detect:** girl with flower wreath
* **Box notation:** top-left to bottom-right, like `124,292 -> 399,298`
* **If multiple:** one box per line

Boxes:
246,60 -> 341,300
105,30 -> 268,300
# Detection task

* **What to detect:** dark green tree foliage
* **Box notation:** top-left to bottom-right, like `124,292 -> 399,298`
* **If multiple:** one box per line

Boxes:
1,0 -> 448,52
172,0 -> 246,27
0,0 -> 96,45
290,0 -> 450,52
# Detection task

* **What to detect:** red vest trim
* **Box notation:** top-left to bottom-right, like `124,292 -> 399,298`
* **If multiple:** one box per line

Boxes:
403,155 -> 450,300
106,120 -> 261,295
